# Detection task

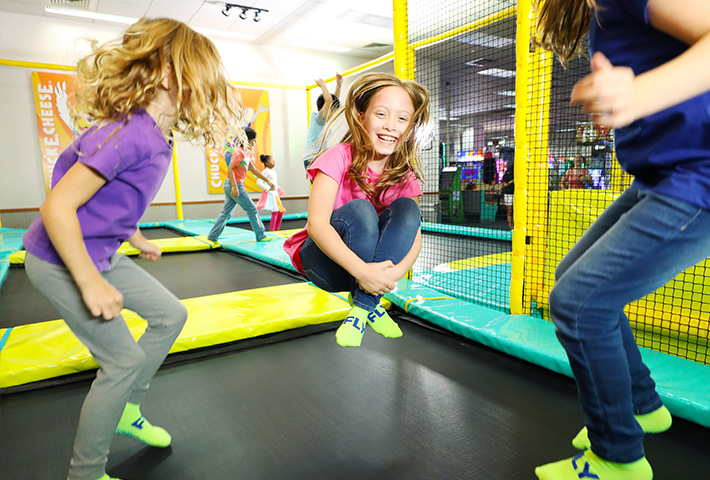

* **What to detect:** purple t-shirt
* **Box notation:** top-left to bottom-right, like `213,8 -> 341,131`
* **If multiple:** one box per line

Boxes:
23,109 -> 172,272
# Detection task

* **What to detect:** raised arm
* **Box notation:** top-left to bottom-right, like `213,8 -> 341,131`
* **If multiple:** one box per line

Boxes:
315,78 -> 332,121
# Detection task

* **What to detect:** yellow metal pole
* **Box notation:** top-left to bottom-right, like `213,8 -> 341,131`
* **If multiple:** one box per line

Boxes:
393,0 -> 413,80
510,0 -> 532,315
409,6 -> 517,51
171,141 -> 184,221
512,0 -> 553,316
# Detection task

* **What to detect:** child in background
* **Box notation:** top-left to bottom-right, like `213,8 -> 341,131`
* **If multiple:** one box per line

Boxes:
303,73 -> 343,169
256,154 -> 286,231
284,72 -> 431,347
21,18 -> 242,480
533,0 -> 710,479
207,127 -> 275,243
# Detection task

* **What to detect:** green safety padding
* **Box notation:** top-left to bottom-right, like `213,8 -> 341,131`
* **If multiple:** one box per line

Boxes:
385,278 -> 710,428
421,221 -> 512,241
412,263 -> 511,312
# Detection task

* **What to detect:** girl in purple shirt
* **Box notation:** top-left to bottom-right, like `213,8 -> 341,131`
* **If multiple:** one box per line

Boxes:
533,1 -> 710,479
284,72 -> 431,347
22,18 -> 243,480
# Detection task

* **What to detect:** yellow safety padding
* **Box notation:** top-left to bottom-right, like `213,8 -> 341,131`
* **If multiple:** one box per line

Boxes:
9,250 -> 25,264
434,252 -> 512,272
0,283 -> 349,389
117,235 -> 216,256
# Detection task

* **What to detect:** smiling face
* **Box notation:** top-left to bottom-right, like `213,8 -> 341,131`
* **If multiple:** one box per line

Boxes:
264,156 -> 275,168
358,86 -> 414,164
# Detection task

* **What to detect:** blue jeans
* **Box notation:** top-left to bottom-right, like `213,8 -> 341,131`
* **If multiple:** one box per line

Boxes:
208,179 -> 266,241
300,198 -> 420,311
549,187 -> 710,463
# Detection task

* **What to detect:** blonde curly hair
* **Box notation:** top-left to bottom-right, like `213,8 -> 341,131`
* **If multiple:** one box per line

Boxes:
325,72 -> 431,207
74,17 -> 243,147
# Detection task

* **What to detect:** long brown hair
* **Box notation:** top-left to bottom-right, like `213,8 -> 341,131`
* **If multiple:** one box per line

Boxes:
328,72 -> 431,206
75,17 -> 242,147
533,0 -> 599,66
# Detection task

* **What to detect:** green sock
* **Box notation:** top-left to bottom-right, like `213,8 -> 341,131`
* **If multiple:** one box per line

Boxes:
336,306 -> 368,347
572,405 -> 672,450
346,293 -> 402,339
366,305 -> 403,338
535,450 -> 652,480
115,402 -> 171,447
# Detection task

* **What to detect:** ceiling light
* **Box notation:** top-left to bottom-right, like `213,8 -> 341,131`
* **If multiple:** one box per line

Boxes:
44,5 -> 137,25
222,3 -> 268,22
478,68 -> 516,78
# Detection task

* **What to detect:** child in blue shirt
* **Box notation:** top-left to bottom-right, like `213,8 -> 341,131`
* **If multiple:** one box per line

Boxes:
533,1 -> 710,479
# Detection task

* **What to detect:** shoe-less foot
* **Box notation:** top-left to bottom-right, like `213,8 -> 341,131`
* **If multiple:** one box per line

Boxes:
336,306 -> 368,347
116,402 -> 171,447
535,450 -> 652,480
572,405 -> 672,450
346,293 -> 402,339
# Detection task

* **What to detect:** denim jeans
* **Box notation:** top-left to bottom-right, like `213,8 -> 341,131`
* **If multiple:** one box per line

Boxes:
549,187 -> 710,463
208,179 -> 266,241
300,197 -> 420,311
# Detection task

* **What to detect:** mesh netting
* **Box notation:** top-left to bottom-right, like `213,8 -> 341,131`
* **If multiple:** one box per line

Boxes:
401,0 -> 709,364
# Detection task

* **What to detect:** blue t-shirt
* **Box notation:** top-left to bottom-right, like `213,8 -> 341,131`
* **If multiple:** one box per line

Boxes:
590,0 -> 710,209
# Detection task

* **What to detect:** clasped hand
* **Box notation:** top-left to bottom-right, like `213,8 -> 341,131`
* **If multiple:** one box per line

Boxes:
356,260 -> 398,297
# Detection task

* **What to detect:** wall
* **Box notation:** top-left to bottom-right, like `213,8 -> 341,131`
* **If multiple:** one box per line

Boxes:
0,11 -> 392,228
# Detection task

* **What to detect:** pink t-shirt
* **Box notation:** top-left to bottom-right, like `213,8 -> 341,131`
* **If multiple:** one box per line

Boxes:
283,143 -> 423,273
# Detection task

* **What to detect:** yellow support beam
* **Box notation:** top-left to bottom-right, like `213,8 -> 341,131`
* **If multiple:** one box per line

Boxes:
171,140 -> 183,221
393,0 -> 413,80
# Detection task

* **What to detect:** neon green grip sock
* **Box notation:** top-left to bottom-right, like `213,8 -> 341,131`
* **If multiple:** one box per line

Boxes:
336,306 -> 368,347
535,450 -> 652,480
115,402 -> 171,447
572,405 -> 672,450
366,305 -> 403,338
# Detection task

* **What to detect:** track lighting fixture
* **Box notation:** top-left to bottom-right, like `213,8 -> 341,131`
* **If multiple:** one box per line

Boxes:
221,3 -> 268,21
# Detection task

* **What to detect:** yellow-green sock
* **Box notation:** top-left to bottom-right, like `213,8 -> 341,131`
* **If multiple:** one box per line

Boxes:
572,405 -> 672,450
346,293 -> 402,339
70,474 -> 122,480
115,402 -> 171,447
535,450 -> 652,480
336,306 -> 368,347
366,305 -> 403,338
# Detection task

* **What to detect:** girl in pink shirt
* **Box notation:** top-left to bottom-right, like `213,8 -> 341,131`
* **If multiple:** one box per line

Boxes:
284,72 -> 431,347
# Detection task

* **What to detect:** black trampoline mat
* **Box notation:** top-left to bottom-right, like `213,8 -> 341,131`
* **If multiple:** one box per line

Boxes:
234,218 -> 307,231
0,250 -> 300,328
2,317 -> 709,480
139,227 -> 187,239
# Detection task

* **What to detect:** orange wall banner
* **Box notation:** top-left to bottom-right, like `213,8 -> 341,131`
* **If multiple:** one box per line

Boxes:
31,71 -> 82,194
206,88 -> 271,194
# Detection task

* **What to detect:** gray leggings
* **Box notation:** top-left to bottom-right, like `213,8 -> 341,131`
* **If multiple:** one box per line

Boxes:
25,252 -> 188,480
